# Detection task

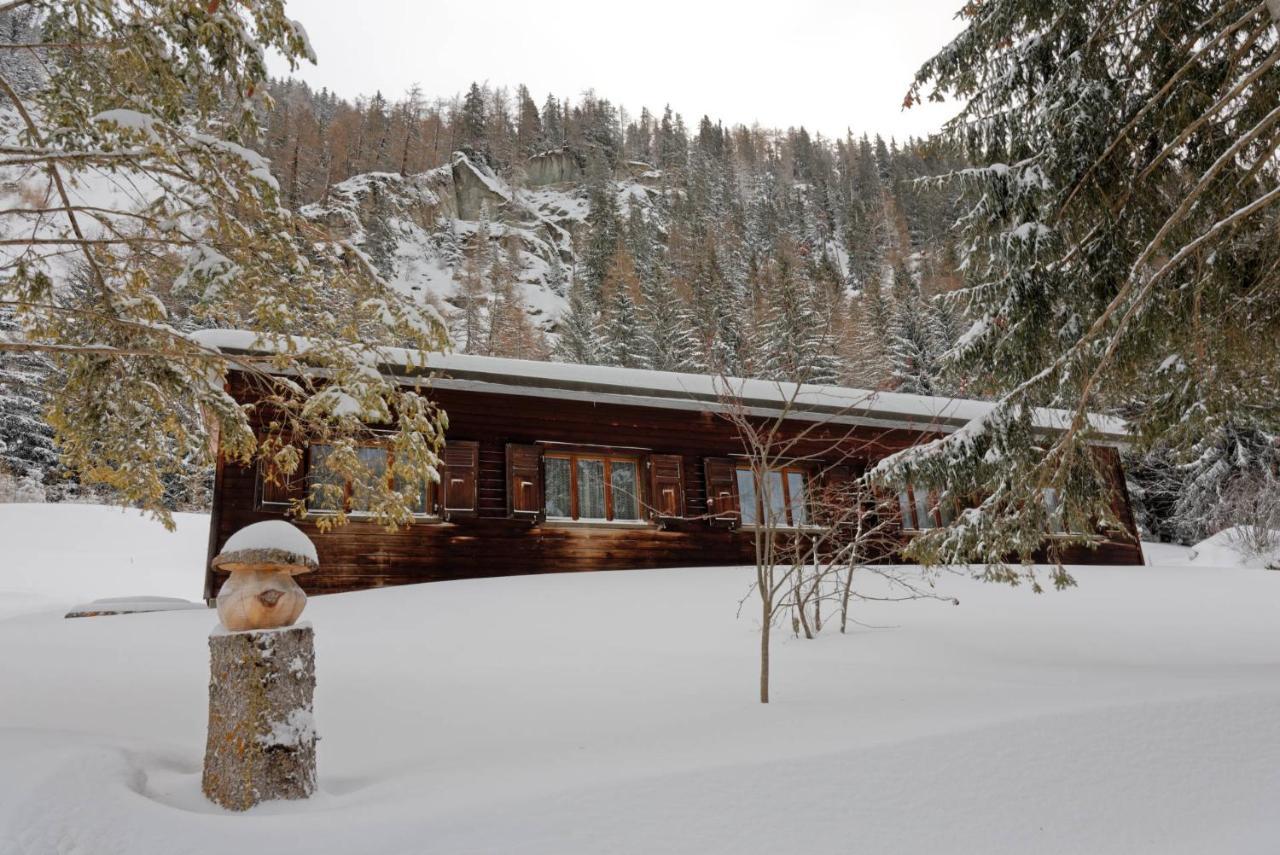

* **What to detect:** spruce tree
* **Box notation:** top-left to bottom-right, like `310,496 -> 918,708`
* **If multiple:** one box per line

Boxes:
0,310 -> 58,496
540,94 -> 563,148
1169,423 -> 1280,545
878,0 -> 1280,575
554,278 -> 602,365
757,249 -> 841,384
887,264 -> 942,395
580,155 -> 622,301
599,249 -> 645,368
515,84 -> 542,154
637,271 -> 701,373
459,82 -> 488,154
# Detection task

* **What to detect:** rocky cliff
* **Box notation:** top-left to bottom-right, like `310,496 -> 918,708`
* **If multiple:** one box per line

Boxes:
301,151 -> 657,332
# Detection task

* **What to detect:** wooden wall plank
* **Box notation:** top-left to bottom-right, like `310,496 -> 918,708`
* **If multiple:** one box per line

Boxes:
205,377 -> 1145,596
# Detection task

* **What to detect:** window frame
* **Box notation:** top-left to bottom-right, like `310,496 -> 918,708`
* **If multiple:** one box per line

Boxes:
305,441 -> 439,519
1041,487 -> 1089,536
898,484 -> 954,533
257,456 -> 303,510
733,464 -> 814,530
543,450 -> 645,524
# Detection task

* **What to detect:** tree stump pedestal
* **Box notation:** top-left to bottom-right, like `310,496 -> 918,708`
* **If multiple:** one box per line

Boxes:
201,622 -> 317,811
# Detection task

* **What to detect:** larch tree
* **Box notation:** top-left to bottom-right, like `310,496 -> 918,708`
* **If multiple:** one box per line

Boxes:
483,238 -> 545,360
453,207 -> 492,354
0,0 -> 450,528
875,0 -> 1280,579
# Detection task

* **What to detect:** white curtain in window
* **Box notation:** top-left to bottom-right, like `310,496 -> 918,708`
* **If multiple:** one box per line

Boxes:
610,461 -> 640,520
545,457 -> 571,518
577,458 -> 606,519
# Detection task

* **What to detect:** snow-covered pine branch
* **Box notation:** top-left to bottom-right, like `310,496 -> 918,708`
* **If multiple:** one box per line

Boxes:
0,1 -> 450,527
893,0 -> 1280,569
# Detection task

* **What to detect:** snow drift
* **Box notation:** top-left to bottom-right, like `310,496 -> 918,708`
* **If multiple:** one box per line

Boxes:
1,503 -> 1279,854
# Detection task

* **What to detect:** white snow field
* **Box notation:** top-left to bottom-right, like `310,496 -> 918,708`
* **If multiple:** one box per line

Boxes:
1,503 -> 1279,855
0,503 -> 208,619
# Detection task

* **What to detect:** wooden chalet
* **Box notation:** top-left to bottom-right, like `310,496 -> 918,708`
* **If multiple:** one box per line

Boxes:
201,334 -> 1143,598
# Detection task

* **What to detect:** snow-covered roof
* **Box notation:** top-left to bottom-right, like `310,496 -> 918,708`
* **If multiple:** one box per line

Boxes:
192,329 -> 1129,441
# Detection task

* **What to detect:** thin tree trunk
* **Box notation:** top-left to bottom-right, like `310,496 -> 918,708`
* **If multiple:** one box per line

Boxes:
840,565 -> 855,633
809,542 -> 822,633
288,138 -> 300,210
793,553 -> 813,639
760,589 -> 771,703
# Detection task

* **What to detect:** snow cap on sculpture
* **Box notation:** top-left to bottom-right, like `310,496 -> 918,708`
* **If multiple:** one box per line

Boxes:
212,521 -> 317,631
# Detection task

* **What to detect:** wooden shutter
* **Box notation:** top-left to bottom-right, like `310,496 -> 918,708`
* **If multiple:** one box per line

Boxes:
506,443 -> 544,520
440,440 -> 479,519
258,446 -> 305,508
648,454 -> 685,520
703,457 -> 739,527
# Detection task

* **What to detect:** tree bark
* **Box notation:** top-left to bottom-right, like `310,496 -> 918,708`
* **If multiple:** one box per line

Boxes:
202,624 -> 317,811
759,592 -> 771,704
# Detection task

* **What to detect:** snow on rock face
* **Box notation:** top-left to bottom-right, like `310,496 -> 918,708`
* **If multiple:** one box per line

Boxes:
300,152 -> 578,331
451,152 -> 512,219
523,148 -> 581,186
220,520 -> 317,565
295,150 -> 665,337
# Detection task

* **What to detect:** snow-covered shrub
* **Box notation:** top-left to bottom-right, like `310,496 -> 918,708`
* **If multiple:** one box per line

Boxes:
1213,472 -> 1280,568
1128,424 -> 1280,547
0,467 -> 46,503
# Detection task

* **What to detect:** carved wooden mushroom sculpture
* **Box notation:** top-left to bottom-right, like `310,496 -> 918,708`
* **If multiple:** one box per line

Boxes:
212,521 -> 318,632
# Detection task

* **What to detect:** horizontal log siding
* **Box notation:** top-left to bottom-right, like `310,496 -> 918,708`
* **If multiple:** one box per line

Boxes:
205,376 -> 1144,598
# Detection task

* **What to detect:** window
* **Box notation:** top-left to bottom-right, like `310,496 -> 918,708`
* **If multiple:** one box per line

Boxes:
307,443 -> 434,516
735,468 -> 759,526
787,471 -> 810,527
351,445 -> 388,513
1042,488 -> 1081,534
545,456 -> 571,518
899,484 -> 951,531
577,458 -> 606,519
610,460 -> 640,520
734,466 -> 811,528
543,453 -> 642,522
307,444 -> 345,512
257,449 -> 305,508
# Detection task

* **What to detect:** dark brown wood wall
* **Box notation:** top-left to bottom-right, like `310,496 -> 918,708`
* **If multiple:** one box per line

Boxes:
206,377 -> 1145,598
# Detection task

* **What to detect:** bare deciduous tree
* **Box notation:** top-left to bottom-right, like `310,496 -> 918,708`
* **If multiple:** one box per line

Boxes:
714,376 -> 956,703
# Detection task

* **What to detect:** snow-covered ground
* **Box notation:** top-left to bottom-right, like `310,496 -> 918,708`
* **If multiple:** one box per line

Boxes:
0,503 -> 208,619
2,503 -> 1279,854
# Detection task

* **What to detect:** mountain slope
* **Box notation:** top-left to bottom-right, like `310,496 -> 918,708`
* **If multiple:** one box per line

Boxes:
301,151 -> 664,333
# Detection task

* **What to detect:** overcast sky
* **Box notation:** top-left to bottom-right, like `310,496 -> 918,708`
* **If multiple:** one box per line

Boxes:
270,0 -> 967,141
